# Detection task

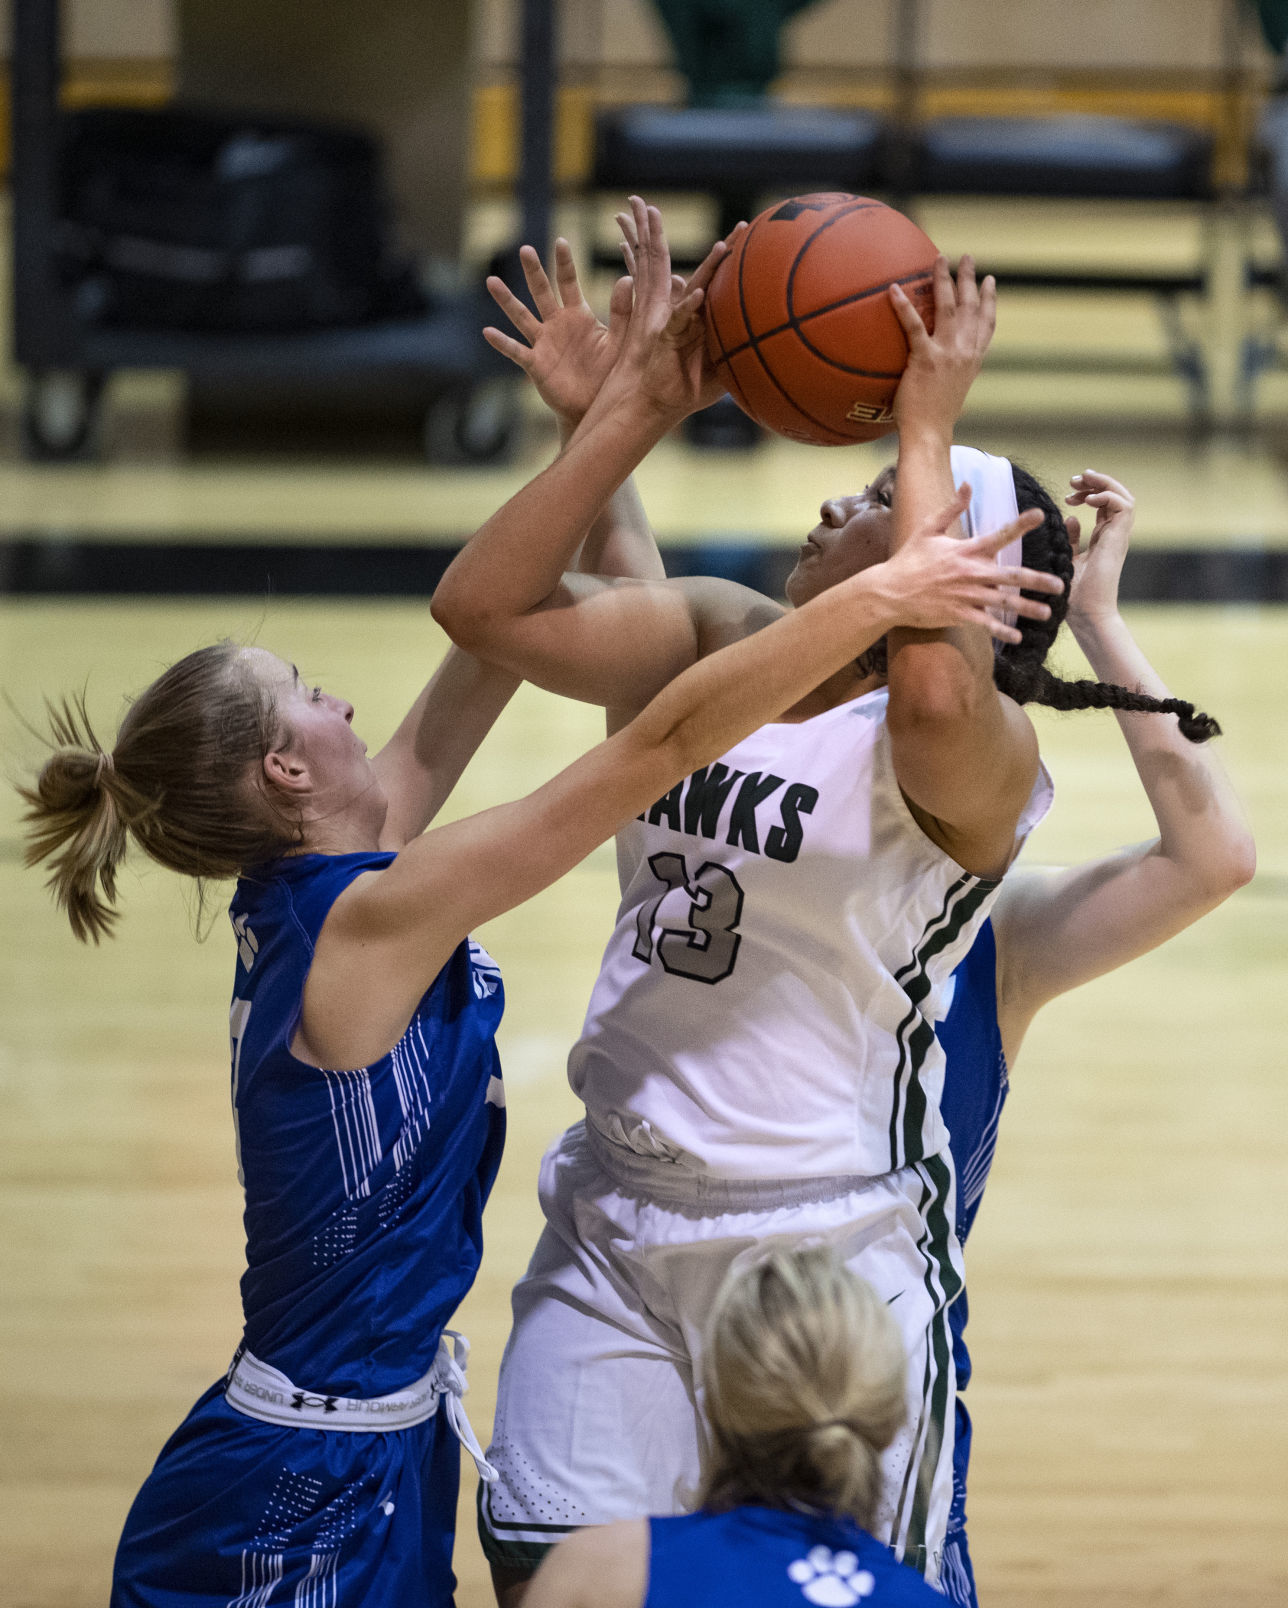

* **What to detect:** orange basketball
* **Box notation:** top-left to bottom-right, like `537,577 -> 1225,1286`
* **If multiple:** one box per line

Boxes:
702,193 -> 939,446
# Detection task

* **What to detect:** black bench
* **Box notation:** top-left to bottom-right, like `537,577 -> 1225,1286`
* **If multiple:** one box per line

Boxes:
591,102 -> 888,256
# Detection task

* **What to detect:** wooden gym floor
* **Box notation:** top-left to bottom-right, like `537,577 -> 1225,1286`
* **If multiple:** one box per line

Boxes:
1,195 -> 1287,1606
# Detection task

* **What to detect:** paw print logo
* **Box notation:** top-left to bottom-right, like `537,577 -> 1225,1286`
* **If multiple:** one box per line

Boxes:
787,1547 -> 876,1606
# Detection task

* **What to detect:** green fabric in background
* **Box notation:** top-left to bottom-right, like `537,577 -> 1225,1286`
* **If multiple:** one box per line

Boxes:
1251,0 -> 1288,55
651,0 -> 825,105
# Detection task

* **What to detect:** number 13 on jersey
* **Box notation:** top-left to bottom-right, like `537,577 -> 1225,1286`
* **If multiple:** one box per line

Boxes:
632,852 -> 746,985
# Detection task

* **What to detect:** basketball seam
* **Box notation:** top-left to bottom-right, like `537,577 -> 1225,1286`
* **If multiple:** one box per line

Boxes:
784,200 -> 908,376
718,266 -> 935,375
785,201 -> 933,376
733,219 -> 853,445
704,264 -> 756,417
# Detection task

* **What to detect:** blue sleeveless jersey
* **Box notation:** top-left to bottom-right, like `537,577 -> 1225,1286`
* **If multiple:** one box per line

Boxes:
229,850 -> 506,1395
935,916 -> 1008,1608
939,919 -> 1007,1262
645,1508 -> 943,1608
111,851 -> 506,1607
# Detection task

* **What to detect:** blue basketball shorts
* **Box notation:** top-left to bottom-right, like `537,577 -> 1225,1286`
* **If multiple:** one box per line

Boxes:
111,1380 -> 463,1607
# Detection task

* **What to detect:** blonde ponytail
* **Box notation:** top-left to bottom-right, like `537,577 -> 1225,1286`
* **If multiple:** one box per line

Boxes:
696,1246 -> 907,1530
18,642 -> 302,942
18,693 -> 137,942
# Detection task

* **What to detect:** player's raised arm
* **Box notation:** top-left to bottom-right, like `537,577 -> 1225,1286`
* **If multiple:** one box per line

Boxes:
989,471 -> 1254,1056
570,213 -> 743,583
432,198 -> 754,712
367,648 -> 520,847
328,243 -> 684,842
883,257 -> 1048,879
484,233 -> 665,584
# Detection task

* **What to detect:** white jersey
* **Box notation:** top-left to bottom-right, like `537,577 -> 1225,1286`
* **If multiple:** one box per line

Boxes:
570,688 -> 1052,1181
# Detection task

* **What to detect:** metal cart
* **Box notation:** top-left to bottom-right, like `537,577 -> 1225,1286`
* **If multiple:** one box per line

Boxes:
10,0 -> 557,462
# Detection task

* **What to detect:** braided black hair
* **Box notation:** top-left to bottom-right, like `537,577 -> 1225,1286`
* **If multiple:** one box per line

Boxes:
1000,465 -> 1220,743
851,467 -> 1220,741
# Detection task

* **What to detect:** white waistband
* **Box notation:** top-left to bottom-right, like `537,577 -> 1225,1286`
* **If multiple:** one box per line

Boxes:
224,1330 -> 497,1481
583,1117 -> 881,1210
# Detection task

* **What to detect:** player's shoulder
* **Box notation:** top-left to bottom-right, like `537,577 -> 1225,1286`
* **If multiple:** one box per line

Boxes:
672,575 -> 787,656
310,863 -> 395,936
526,1518 -> 649,1608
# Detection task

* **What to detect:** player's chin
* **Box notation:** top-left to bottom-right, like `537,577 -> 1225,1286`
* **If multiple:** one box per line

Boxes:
783,561 -> 813,608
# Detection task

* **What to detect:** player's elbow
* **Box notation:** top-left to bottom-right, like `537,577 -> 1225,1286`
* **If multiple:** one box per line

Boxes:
1175,825 -> 1257,906
1205,828 -> 1257,900
430,581 -> 495,653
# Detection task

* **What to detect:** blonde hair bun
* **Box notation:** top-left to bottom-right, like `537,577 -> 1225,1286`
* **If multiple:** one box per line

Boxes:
696,1246 -> 907,1529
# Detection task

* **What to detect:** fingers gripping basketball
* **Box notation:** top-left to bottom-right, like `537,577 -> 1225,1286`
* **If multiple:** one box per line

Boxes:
702,194 -> 939,446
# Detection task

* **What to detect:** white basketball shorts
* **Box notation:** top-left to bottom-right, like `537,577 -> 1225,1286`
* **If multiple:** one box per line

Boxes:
478,1121 -> 963,1584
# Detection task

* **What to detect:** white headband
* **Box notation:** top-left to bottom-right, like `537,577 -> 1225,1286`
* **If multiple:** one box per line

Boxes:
949,444 -> 1023,629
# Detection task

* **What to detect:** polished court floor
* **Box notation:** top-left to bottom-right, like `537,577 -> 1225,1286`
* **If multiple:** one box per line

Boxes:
1,194 -> 1287,1606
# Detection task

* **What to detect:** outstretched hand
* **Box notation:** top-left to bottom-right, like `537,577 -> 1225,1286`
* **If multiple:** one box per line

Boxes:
604,196 -> 736,420
888,255 -> 996,438
871,484 -> 1060,644
1063,469 -> 1135,630
616,207 -> 744,416
483,210 -> 743,427
483,240 -> 633,428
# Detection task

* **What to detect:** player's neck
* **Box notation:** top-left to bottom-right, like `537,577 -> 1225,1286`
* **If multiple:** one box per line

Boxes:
293,800 -> 386,857
773,666 -> 885,723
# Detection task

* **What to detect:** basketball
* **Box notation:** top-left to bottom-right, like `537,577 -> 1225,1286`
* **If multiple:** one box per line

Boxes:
702,193 -> 939,445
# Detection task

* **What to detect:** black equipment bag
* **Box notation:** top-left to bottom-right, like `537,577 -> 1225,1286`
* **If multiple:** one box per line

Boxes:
57,106 -> 428,331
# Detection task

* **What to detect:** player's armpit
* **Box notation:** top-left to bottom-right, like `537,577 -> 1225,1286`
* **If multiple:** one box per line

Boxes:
290,867 -> 435,1070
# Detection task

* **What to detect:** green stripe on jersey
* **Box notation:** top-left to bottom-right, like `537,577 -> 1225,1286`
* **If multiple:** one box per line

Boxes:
894,1154 -> 960,1575
889,877 -> 995,1169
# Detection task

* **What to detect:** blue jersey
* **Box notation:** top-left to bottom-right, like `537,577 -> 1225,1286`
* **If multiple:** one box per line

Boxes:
939,919 -> 1007,1263
645,1508 -> 943,1608
229,850 -> 506,1395
935,916 -> 1008,1608
112,851 -> 506,1607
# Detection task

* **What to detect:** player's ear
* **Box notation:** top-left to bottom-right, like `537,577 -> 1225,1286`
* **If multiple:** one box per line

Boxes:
263,745 -> 309,795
